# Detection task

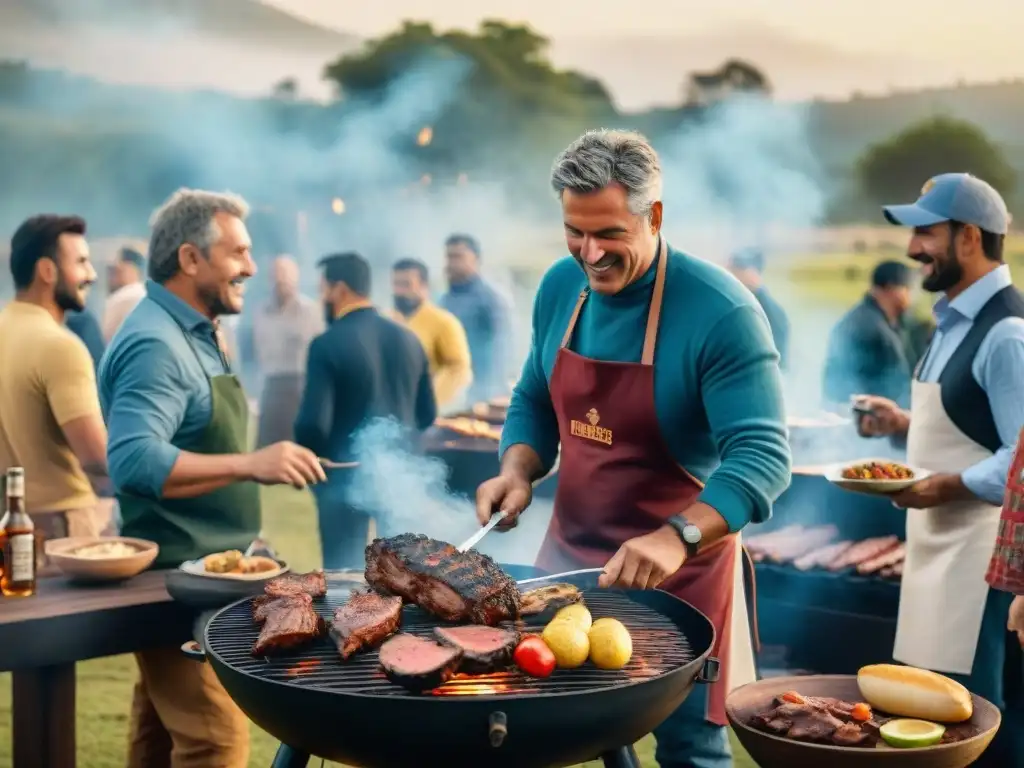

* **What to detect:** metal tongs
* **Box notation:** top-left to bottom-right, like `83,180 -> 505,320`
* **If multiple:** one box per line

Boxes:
456,456 -> 561,553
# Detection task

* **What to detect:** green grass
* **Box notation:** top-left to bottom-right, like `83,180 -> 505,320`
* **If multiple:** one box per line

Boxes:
0,485 -> 755,767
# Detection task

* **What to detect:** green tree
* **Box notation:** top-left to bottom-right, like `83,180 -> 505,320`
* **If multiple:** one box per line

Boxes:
857,116 -> 1015,206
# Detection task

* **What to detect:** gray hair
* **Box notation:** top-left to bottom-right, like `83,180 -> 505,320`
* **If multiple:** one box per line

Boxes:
147,188 -> 250,283
550,129 -> 663,217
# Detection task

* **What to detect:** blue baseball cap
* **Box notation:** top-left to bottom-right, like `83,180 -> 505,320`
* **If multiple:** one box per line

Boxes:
882,173 -> 1010,235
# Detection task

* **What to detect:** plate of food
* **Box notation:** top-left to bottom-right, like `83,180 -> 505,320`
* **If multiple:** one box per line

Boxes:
726,665 -> 999,768
44,536 -> 159,582
825,459 -> 930,495
179,549 -> 289,581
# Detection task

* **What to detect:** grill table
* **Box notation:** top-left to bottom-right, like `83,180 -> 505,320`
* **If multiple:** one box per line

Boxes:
0,569 -> 194,768
199,585 -> 717,768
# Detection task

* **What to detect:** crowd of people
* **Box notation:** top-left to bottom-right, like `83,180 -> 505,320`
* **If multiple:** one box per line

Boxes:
3,129 -> 1024,768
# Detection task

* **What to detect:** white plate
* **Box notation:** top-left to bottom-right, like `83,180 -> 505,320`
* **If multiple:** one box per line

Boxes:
824,458 -> 931,495
179,557 -> 289,581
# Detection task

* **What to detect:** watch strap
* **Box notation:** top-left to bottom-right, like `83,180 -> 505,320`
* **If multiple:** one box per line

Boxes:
666,514 -> 700,558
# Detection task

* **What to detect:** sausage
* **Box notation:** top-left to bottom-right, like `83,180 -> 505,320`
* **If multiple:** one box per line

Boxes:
767,525 -> 839,563
856,543 -> 906,575
792,541 -> 853,571
827,536 -> 900,571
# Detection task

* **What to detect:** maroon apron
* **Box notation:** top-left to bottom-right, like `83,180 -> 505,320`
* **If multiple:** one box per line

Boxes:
535,240 -> 739,726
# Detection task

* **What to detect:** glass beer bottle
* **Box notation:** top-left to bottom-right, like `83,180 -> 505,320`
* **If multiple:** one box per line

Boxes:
1,467 -> 36,597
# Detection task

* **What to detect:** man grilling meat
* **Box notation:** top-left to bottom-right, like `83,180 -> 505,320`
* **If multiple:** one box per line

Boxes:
475,129 -> 790,767
856,173 -> 1024,768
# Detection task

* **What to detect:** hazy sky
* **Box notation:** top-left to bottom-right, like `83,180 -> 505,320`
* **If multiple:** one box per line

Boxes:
268,0 -> 1020,67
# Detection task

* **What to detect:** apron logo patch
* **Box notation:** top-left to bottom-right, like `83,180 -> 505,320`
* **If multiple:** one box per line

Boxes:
569,408 -> 613,446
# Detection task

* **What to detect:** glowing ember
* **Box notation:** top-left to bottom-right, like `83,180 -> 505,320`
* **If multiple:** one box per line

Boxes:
416,126 -> 433,146
286,660 -> 321,677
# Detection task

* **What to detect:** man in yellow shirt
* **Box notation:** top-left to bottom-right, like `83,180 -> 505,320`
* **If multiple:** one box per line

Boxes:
391,258 -> 472,411
0,214 -> 112,544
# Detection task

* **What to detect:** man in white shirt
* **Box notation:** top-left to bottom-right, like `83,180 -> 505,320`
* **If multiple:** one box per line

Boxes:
102,246 -> 147,341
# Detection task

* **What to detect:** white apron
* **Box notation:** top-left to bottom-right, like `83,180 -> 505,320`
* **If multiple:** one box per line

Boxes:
728,534 -> 758,691
892,379 -> 1002,674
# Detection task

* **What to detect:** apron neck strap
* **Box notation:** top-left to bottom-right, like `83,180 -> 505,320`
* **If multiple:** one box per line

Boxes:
559,237 -> 669,366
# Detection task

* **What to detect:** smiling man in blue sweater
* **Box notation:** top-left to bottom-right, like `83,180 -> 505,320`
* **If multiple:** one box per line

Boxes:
475,129 -> 791,767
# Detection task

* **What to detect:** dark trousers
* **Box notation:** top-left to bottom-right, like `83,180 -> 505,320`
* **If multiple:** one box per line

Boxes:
256,373 -> 304,448
313,486 -> 372,571
945,588 -> 1024,768
652,681 -> 732,768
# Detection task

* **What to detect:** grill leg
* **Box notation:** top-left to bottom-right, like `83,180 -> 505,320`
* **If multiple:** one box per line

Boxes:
601,745 -> 641,768
270,744 -> 310,768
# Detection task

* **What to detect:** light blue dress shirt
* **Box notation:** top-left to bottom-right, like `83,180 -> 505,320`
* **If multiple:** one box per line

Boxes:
98,280 -> 230,499
916,265 -> 1024,504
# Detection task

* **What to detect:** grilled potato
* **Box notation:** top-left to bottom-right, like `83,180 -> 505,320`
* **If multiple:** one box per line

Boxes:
203,550 -> 244,574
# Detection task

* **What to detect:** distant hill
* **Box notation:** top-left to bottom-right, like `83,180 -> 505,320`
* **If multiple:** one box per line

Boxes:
0,0 -> 359,99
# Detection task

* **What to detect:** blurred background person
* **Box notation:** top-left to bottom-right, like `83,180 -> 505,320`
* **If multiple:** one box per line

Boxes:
65,305 -> 106,372
102,245 -> 147,341
441,233 -> 513,402
822,260 -> 915,409
243,255 -> 324,447
727,246 -> 790,369
390,257 -> 472,413
295,252 -> 436,569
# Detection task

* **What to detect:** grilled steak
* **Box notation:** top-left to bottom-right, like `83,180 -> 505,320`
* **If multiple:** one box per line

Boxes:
329,588 -> 404,660
365,534 -> 520,625
264,570 -> 328,599
379,632 -> 463,692
434,625 -> 519,673
519,583 -> 583,616
252,592 -> 313,623
253,597 -> 325,656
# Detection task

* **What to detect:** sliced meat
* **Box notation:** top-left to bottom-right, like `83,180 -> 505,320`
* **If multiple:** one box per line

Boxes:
792,541 -> 852,571
856,542 -> 906,575
434,625 -> 519,673
253,599 -> 325,656
329,588 -> 403,660
264,570 -> 328,599
833,722 -> 873,747
252,592 -> 313,623
826,536 -> 899,571
365,534 -> 520,625
379,633 -> 463,692
519,583 -> 583,616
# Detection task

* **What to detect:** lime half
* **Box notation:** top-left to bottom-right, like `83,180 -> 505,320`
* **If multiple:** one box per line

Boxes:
879,719 -> 946,748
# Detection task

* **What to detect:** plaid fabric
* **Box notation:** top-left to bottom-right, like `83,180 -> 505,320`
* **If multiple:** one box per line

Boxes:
986,429 -> 1024,594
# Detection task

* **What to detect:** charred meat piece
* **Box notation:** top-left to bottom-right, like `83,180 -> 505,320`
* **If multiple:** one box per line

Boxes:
329,588 -> 404,660
434,625 -> 520,673
519,583 -> 583,616
379,633 -> 463,692
365,534 -> 520,625
253,598 -> 325,656
264,570 -> 327,599
252,592 -> 313,623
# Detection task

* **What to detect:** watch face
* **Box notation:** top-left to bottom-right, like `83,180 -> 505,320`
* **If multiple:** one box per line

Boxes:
682,524 -> 702,545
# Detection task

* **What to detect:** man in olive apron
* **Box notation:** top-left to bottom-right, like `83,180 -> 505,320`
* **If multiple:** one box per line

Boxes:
99,189 -> 326,768
858,173 -> 1024,768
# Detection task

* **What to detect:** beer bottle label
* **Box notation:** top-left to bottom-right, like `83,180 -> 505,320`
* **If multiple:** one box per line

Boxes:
9,534 -> 34,582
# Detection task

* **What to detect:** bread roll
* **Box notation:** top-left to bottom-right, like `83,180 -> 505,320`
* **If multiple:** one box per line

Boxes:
857,664 -> 973,723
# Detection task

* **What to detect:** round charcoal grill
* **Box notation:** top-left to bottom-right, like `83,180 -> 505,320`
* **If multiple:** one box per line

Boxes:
196,582 -> 718,768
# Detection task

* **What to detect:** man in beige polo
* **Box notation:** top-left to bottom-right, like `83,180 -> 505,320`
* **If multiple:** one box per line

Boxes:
0,214 -> 112,545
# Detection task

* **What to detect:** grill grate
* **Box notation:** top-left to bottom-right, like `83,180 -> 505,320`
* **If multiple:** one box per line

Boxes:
205,588 -> 696,699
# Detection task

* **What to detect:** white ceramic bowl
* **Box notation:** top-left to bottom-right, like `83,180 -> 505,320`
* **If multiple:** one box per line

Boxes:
44,536 -> 159,582
825,459 -> 931,495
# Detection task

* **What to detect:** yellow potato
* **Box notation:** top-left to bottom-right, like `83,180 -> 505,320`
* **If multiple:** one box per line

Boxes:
588,618 -> 633,670
551,603 -> 593,632
542,620 -> 590,669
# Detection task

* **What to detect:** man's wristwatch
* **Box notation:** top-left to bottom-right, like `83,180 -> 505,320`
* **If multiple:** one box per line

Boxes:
666,514 -> 702,558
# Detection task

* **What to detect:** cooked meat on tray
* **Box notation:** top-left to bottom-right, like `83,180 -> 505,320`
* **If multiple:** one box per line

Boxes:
264,570 -> 328,599
252,592 -> 313,623
329,587 -> 404,661
365,534 -> 521,626
253,596 -> 325,656
433,417 -> 502,441
791,541 -> 852,571
826,536 -> 900,572
379,632 -> 463,692
434,625 -> 520,673
745,525 -> 840,563
856,543 -> 906,575
519,583 -> 583,616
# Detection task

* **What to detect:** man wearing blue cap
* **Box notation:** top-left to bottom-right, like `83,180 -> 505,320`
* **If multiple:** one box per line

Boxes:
857,172 -> 1024,767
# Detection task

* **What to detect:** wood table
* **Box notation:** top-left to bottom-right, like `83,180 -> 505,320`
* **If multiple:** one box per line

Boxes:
0,570 -> 195,768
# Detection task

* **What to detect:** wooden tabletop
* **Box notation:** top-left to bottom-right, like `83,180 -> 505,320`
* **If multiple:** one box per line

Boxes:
0,569 -> 194,671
